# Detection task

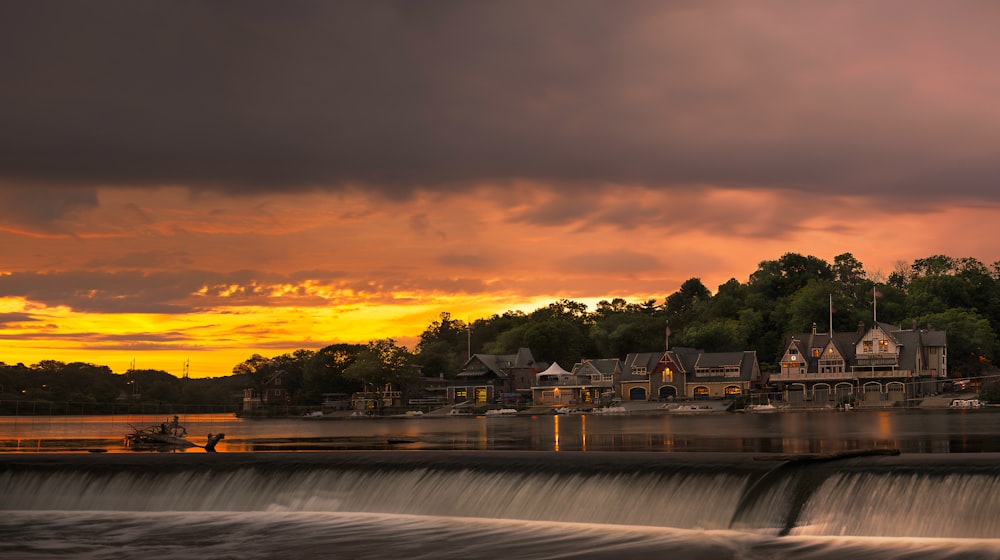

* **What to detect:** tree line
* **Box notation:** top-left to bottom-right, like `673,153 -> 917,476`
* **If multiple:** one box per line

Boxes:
3,252 -> 1000,408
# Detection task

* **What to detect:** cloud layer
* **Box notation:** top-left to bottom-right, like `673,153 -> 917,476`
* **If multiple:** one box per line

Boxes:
3,1 -> 1000,375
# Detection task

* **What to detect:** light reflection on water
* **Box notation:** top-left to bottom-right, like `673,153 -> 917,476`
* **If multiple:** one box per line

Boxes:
1,408 -> 999,453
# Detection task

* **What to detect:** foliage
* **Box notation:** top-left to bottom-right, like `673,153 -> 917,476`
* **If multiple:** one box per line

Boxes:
414,312 -> 469,378
343,339 -> 419,393
9,251 -> 1000,408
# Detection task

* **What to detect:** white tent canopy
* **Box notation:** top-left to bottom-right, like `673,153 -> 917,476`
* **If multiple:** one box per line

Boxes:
536,362 -> 573,381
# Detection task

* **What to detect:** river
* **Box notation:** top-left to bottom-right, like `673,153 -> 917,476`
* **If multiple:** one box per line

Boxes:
2,407 -> 999,559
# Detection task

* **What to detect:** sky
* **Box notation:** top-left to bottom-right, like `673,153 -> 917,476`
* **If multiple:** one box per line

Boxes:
3,1 -> 1000,378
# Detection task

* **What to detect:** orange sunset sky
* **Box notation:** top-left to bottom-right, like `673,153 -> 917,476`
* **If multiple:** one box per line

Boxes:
3,1 -> 1000,377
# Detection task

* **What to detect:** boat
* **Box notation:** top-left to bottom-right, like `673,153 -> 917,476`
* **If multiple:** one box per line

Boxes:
949,398 -> 985,409
591,406 -> 627,414
743,401 -> 778,413
667,403 -> 716,414
484,408 -> 518,416
125,416 -> 225,451
126,416 -> 190,447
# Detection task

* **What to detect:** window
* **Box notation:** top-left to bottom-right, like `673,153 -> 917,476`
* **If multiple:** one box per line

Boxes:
863,340 -> 873,353
812,348 -> 822,358
632,366 -> 647,375
879,339 -> 890,353
662,367 -> 673,382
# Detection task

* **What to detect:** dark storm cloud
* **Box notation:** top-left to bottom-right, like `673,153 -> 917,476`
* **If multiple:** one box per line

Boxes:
3,0 -> 1000,218
0,269 -> 324,314
0,270 -> 211,314
0,268 -> 493,314
0,312 -> 37,325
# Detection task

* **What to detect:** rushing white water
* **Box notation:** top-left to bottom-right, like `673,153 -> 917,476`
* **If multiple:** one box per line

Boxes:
4,449 -> 1000,558
1,467 -> 753,530
796,472 -> 1000,538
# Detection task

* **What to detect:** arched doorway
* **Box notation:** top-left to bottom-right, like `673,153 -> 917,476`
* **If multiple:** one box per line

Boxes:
887,381 -> 906,404
835,382 -> 854,403
658,385 -> 678,400
813,383 -> 832,403
628,387 -> 647,401
863,382 -> 882,405
787,383 -> 806,403
724,385 -> 741,399
693,386 -> 710,400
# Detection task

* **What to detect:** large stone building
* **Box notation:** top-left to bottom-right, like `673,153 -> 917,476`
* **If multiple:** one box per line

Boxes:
620,348 -> 761,402
770,321 -> 947,406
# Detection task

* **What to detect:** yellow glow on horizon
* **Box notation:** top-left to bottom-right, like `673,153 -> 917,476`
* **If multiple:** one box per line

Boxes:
0,290 -> 655,378
6,183 -> 1000,380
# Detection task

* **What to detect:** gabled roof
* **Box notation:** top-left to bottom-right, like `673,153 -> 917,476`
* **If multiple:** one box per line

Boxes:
264,369 -> 287,385
623,352 -> 668,370
621,352 -> 665,381
666,347 -> 702,372
572,358 -> 621,376
892,330 -> 921,371
783,331 -> 860,363
457,347 -> 538,378
692,350 -> 759,380
694,351 -> 746,368
921,329 -> 947,347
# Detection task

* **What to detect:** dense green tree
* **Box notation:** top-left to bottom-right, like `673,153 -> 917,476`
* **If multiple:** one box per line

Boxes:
469,311 -> 529,355
522,318 -> 588,367
302,343 -> 365,398
415,312 -> 469,377
906,275 -> 977,316
916,309 -> 998,376
664,278 -> 710,320
748,253 -> 834,302
704,278 -> 747,321
343,339 -> 419,392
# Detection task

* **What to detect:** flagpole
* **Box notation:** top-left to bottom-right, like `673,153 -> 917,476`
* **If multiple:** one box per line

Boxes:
873,286 -> 878,324
829,294 -> 834,334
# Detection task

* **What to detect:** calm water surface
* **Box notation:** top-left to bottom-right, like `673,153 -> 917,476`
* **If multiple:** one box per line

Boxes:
1,407 -> 998,453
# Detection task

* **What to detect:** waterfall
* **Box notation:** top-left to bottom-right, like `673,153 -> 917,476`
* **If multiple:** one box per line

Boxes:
4,451 -> 1000,539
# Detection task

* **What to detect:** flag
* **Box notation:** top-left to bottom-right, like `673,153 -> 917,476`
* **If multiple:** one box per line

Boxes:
874,290 -> 883,298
